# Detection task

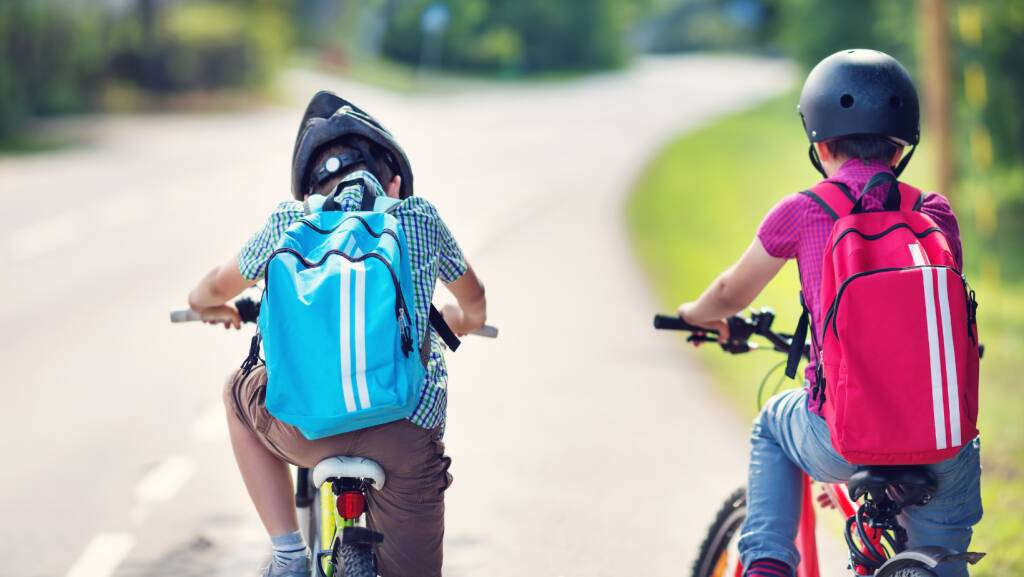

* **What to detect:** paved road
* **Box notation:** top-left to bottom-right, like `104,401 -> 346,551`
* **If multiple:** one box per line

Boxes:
0,55 -> 838,577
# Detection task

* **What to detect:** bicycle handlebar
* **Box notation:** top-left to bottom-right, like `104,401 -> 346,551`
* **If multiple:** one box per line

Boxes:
653,314 -> 713,333
170,297 -> 500,338
654,308 -> 808,359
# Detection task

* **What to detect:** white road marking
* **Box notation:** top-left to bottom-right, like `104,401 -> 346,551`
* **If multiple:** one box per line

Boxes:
93,193 -> 148,230
131,455 -> 196,522
8,212 -> 82,261
65,533 -> 136,577
6,193 -> 150,262
191,401 -> 226,443
134,455 -> 196,505
215,523 -> 268,577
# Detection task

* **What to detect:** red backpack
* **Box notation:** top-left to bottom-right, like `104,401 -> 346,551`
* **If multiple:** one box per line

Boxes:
787,173 -> 980,465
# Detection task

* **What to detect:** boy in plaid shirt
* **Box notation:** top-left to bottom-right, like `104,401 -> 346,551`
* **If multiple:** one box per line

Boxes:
187,92 -> 487,577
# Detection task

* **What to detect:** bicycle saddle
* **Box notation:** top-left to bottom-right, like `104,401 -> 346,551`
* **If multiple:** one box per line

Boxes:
312,456 -> 386,490
848,466 -> 938,506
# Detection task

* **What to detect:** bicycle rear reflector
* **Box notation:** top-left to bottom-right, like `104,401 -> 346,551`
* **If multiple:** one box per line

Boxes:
338,491 -> 366,520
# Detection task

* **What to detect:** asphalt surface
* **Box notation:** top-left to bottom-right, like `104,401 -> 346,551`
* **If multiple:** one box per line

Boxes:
0,55 -> 851,577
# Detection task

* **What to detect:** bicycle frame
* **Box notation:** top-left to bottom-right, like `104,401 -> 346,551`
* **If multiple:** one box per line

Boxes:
653,311 -> 892,577
297,467 -> 373,577
724,474 -> 872,577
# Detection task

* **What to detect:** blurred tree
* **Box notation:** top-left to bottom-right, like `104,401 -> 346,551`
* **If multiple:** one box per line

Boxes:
769,0 -> 917,71
638,0 -> 778,54
109,0 -> 294,93
0,1 -> 108,139
379,0 -> 653,74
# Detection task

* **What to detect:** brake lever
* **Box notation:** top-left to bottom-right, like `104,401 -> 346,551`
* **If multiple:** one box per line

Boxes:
720,340 -> 754,354
686,333 -> 718,346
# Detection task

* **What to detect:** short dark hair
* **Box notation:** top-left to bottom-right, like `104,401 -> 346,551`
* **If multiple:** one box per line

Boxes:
308,136 -> 396,197
825,135 -> 900,163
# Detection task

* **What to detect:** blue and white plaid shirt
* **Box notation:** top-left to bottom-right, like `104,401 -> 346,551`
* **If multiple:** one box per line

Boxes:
238,171 -> 468,432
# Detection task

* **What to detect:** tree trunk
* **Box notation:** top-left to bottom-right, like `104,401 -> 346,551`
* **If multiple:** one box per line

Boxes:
918,0 -> 954,202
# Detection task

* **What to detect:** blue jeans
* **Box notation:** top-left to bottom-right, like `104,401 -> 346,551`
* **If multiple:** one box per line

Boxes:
738,388 -> 983,577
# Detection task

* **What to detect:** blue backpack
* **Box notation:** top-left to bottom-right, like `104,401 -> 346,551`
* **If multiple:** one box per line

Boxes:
257,185 -> 425,440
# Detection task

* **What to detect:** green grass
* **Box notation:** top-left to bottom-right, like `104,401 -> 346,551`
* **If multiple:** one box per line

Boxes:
297,51 -> 592,95
0,132 -> 75,154
627,91 -> 1024,575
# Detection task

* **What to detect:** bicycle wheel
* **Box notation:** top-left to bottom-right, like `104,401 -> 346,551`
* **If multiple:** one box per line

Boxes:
692,487 -> 747,577
338,543 -> 376,577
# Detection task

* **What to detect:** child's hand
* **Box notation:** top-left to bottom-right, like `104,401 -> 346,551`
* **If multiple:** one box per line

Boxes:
677,303 -> 730,343
441,303 -> 469,337
200,305 -> 242,330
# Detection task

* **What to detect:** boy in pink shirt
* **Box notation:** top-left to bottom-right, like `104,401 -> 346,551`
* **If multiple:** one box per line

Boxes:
675,50 -> 982,577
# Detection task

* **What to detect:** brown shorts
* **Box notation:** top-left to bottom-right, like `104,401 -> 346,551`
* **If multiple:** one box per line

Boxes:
224,366 -> 452,577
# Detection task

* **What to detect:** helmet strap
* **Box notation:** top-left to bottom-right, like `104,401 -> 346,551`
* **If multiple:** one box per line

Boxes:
349,138 -> 386,186
808,144 -> 828,178
892,145 -> 916,177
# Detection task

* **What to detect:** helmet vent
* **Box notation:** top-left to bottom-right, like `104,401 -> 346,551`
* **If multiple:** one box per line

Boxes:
889,95 -> 903,110
840,94 -> 855,108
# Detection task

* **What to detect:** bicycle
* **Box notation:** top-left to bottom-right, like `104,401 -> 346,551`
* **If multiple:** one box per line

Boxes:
172,297 -> 497,577
653,309 -> 984,577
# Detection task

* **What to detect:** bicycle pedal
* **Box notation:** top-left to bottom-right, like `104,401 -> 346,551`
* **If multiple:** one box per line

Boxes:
342,526 -> 384,545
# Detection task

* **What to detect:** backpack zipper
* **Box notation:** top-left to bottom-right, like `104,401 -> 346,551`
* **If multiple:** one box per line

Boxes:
297,214 -> 400,244
265,248 -> 414,357
822,264 -> 967,340
830,224 -> 942,255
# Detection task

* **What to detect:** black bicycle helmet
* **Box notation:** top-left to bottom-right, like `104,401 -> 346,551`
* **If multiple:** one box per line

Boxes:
798,49 -> 920,176
291,91 -> 414,200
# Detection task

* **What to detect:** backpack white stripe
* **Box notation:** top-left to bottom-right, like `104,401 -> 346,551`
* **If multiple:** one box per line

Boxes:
910,244 -> 947,450
937,269 -> 962,446
343,237 -> 358,257
339,264 -> 357,413
352,261 -> 372,410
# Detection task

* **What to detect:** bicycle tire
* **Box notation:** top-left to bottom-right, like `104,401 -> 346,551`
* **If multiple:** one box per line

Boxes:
692,487 -> 747,577
877,564 -> 939,577
339,543 -> 376,577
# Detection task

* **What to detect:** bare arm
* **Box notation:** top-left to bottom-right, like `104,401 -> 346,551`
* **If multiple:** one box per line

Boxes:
441,264 -> 487,336
188,256 -> 257,327
677,239 -> 786,335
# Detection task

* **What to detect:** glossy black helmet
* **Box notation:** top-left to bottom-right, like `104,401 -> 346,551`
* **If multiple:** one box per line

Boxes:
291,91 -> 413,200
799,49 -> 919,146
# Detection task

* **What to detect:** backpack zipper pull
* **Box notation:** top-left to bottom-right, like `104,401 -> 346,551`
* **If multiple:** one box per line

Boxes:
967,288 -> 979,344
240,332 -> 263,375
398,307 -> 413,356
813,363 -> 827,404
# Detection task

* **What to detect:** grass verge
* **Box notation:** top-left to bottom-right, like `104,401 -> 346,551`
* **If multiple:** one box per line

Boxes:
626,91 -> 1023,576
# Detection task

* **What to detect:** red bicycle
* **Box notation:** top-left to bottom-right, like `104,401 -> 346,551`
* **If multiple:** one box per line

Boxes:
654,309 -> 985,577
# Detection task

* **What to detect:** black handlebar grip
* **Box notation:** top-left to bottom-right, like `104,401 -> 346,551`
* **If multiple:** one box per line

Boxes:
236,297 -> 261,324
653,314 -> 718,334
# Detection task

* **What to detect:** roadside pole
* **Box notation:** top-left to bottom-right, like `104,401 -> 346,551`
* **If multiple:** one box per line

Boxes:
918,0 -> 954,202
418,2 -> 450,79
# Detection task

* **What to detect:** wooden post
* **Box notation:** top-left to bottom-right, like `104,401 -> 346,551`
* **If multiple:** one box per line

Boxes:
918,0 -> 954,202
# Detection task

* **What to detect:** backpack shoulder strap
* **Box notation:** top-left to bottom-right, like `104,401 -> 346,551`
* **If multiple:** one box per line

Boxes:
429,305 -> 461,351
898,182 -> 925,212
372,195 -> 402,214
800,181 -> 855,221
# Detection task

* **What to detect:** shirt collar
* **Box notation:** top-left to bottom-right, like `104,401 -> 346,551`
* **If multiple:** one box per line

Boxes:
828,158 -> 894,194
336,169 -> 385,197
304,170 -> 386,213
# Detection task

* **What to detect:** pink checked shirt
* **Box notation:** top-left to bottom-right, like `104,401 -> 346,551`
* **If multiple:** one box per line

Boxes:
757,159 -> 963,414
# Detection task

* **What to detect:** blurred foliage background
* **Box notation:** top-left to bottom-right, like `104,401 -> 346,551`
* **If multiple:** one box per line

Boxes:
3,0 -> 1020,219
